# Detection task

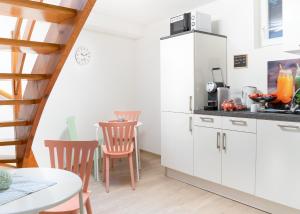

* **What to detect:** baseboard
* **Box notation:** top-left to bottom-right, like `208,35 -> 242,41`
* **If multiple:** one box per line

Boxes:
166,168 -> 299,214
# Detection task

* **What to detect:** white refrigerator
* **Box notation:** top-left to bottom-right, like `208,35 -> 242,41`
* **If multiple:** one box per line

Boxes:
160,31 -> 227,175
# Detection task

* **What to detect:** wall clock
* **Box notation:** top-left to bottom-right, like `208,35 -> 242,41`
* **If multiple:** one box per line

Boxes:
75,47 -> 91,65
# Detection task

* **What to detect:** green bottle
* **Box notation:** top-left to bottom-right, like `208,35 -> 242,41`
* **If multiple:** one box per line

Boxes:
295,64 -> 300,91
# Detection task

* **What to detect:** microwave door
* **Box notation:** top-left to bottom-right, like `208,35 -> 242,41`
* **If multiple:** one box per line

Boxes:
171,21 -> 184,35
170,13 -> 191,35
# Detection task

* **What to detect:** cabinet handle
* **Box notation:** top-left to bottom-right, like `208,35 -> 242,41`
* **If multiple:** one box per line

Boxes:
217,132 -> 221,150
200,117 -> 214,123
230,120 -> 247,126
278,124 -> 300,130
189,116 -> 193,133
222,133 -> 226,152
189,96 -> 193,112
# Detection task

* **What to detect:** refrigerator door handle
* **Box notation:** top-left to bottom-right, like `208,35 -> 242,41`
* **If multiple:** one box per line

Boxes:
189,116 -> 193,133
189,96 -> 193,112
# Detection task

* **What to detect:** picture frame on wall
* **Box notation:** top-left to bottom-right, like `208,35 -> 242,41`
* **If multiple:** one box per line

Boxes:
260,0 -> 283,47
234,55 -> 248,69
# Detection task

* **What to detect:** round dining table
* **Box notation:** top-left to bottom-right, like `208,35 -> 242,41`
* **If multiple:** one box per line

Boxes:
0,168 -> 84,214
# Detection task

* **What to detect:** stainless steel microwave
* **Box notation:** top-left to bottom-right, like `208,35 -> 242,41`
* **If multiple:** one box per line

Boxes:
170,12 -> 212,35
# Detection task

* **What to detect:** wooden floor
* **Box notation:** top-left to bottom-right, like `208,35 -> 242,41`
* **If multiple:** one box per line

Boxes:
89,152 -> 267,214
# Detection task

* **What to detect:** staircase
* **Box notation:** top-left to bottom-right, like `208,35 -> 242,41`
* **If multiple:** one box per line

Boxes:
0,0 -> 96,167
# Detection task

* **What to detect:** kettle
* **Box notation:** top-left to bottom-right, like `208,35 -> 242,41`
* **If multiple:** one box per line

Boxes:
242,86 -> 257,109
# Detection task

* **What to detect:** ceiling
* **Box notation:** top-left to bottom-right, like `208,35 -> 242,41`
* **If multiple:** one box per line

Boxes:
92,0 -> 216,26
86,0 -> 216,39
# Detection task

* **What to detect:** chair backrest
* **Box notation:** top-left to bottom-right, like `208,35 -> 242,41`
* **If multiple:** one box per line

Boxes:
114,111 -> 141,122
99,121 -> 137,154
44,140 -> 98,192
66,116 -> 78,140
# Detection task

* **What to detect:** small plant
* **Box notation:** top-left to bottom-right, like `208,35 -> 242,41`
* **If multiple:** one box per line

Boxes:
0,170 -> 12,190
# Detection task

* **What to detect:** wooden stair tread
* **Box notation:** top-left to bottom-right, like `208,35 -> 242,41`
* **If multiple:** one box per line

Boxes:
0,0 -> 77,23
0,38 -> 63,54
0,120 -> 32,127
0,155 -> 19,163
0,73 -> 51,80
0,139 -> 25,146
0,99 -> 41,105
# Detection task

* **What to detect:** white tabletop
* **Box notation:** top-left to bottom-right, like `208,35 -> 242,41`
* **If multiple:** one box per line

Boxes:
0,168 -> 82,214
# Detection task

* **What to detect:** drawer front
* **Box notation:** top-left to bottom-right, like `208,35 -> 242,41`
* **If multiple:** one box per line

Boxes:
222,117 -> 256,133
194,115 -> 222,129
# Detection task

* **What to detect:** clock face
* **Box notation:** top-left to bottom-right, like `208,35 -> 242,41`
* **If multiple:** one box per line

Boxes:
75,47 -> 91,65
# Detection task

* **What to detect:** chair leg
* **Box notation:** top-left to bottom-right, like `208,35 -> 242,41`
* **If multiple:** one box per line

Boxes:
128,154 -> 135,190
85,197 -> 93,214
105,156 -> 110,193
102,155 -> 105,182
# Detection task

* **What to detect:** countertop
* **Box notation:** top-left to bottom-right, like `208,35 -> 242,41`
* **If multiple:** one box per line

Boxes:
194,109 -> 300,122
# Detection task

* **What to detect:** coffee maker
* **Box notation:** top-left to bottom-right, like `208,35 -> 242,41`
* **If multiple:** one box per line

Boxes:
204,68 -> 228,110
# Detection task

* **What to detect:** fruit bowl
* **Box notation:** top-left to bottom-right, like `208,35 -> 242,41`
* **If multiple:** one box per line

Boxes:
248,93 -> 277,103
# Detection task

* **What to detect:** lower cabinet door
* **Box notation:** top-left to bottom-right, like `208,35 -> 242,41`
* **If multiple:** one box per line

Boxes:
221,130 -> 256,194
161,112 -> 193,175
257,120 -> 300,210
194,126 -> 222,183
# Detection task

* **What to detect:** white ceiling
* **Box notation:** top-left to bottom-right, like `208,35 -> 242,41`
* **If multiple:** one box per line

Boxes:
87,0 -> 216,39
92,0 -> 216,26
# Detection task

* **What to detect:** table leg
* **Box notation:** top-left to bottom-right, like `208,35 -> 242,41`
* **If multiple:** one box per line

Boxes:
79,190 -> 84,214
94,126 -> 101,181
136,126 -> 142,170
94,147 -> 99,181
134,129 -> 140,181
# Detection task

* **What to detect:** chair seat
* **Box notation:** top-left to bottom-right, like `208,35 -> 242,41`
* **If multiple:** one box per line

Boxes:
41,192 -> 90,213
102,144 -> 134,156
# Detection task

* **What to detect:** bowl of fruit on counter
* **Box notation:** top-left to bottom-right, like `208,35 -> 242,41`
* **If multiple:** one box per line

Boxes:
248,93 -> 277,103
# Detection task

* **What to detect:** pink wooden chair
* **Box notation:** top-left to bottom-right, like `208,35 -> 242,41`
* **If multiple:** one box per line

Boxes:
41,140 -> 98,214
113,111 -> 142,180
100,121 -> 137,193
114,111 -> 141,121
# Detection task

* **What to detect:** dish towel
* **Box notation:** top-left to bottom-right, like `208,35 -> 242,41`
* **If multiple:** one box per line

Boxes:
0,174 -> 56,206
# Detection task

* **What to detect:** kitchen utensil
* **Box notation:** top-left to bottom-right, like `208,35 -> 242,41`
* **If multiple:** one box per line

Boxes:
250,104 -> 259,113
204,67 -> 226,110
242,86 -> 257,109
217,87 -> 230,110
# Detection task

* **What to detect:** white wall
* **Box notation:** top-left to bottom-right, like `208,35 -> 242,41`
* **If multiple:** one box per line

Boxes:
135,0 -> 299,154
135,20 -> 169,155
33,30 -> 137,166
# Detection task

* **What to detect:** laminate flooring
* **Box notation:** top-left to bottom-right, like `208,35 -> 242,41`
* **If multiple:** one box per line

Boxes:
89,152 -> 267,214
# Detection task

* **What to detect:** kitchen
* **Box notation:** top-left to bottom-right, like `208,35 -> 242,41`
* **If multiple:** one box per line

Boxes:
1,0 -> 300,213
161,0 -> 300,213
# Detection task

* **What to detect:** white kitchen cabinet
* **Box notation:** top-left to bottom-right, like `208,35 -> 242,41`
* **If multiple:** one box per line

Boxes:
193,115 -> 256,194
194,126 -> 222,183
257,120 -> 300,210
160,33 -> 194,113
221,130 -> 256,194
283,0 -> 300,54
161,112 -> 193,175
